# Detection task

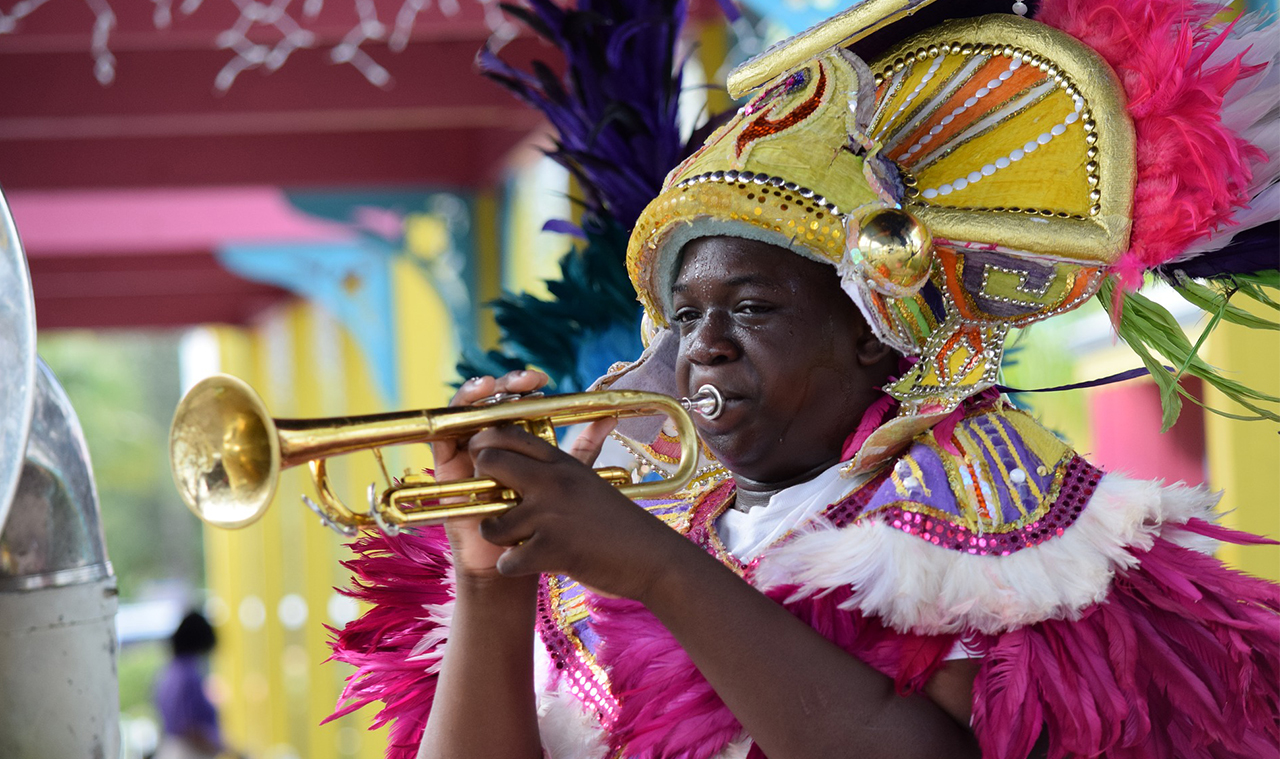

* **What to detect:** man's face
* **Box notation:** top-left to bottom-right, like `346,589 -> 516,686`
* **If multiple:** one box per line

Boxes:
671,236 -> 888,486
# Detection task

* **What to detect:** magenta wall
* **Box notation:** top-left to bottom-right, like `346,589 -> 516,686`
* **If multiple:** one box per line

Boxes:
1088,378 -> 1207,487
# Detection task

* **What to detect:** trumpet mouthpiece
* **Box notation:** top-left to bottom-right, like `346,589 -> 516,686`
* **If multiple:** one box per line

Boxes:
680,384 -> 725,421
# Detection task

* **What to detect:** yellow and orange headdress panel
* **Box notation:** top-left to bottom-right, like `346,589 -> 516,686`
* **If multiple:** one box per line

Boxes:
627,9 -> 1134,429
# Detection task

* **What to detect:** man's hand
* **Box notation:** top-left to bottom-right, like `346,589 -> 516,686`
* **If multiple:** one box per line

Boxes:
435,371 -> 616,581
467,425 -> 681,602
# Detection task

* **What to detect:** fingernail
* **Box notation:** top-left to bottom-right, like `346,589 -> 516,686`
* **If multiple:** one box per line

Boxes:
466,376 -> 482,386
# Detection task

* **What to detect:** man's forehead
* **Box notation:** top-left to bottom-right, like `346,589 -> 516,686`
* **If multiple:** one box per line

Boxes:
671,272 -> 783,293
671,236 -> 830,290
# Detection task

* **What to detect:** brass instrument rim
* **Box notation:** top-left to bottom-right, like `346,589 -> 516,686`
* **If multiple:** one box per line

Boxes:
169,373 -> 282,529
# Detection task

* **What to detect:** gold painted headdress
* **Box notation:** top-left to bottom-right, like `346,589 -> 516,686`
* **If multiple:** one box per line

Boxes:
625,0 -> 1137,467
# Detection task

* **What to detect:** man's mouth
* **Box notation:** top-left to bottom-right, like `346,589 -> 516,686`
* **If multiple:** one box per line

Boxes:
687,385 -> 746,431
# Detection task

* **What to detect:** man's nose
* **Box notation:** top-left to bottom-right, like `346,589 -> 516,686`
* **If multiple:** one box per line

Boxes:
686,311 -> 739,365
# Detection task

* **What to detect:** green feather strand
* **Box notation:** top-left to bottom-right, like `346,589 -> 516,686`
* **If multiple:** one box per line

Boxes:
1099,278 -> 1280,432
1172,274 -> 1280,331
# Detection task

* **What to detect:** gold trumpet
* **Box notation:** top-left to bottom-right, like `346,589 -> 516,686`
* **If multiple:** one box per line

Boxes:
168,374 -> 701,535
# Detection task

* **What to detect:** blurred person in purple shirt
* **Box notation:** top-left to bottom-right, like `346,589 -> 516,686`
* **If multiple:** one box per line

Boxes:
152,610 -> 245,759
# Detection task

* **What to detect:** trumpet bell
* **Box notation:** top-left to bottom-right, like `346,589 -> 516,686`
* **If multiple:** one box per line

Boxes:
169,374 -> 280,529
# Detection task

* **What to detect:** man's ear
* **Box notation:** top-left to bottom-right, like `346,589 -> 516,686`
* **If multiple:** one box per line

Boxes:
855,332 -> 895,367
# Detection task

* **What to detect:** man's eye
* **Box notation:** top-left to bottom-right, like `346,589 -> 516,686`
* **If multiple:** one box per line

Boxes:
672,308 -> 700,324
737,302 -> 773,315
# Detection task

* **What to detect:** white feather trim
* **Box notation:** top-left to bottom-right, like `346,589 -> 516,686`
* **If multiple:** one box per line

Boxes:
534,640 -> 609,759
536,688 -> 609,759
753,472 -> 1223,636
410,566 -> 455,672
408,600 -> 454,673
1182,17 -> 1279,256
715,734 -> 754,759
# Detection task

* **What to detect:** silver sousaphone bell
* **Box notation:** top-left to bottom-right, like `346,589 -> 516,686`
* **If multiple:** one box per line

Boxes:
0,187 -> 120,759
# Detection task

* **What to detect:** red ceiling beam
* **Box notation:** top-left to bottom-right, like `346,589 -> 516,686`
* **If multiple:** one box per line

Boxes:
0,5 -> 557,190
0,123 -> 540,190
28,249 -> 293,329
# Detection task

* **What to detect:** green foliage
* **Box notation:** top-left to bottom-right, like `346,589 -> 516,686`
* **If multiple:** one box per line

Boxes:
1172,273 -> 1280,332
118,640 -> 166,718
36,331 -> 204,600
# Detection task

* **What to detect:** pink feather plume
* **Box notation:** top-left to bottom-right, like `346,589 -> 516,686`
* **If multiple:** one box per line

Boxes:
588,583 -> 957,758
1037,0 -> 1267,290
325,526 -> 455,759
972,525 -> 1280,759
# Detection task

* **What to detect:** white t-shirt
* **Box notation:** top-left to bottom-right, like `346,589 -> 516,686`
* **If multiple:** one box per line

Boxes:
714,461 -> 981,661
715,460 -> 866,563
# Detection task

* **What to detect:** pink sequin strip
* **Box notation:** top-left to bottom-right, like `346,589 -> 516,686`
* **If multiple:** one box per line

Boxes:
532,482 -> 735,730
878,455 -> 1102,555
825,470 -> 893,528
683,480 -> 739,550
536,582 -> 619,727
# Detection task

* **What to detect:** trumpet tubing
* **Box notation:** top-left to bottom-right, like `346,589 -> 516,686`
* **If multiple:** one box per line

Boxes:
169,374 -> 701,533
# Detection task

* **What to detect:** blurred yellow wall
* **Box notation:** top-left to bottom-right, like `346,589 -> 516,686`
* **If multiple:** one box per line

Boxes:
1205,300 -> 1280,581
202,222 -> 488,758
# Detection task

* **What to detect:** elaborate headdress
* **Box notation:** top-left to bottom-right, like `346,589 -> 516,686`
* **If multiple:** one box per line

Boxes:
620,0 -> 1277,470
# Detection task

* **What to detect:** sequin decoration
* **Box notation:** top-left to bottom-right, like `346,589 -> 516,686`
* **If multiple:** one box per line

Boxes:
627,173 -> 855,323
743,68 -> 810,116
534,481 -> 735,728
537,579 -> 620,727
736,64 -> 829,157
872,455 -> 1102,555
826,470 -> 894,528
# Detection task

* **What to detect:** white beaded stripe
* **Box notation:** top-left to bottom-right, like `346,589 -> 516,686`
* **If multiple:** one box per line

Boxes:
873,54 -> 945,140
880,54 -> 990,153
868,66 -> 908,133
912,79 -> 1056,170
920,92 -> 1083,200
901,58 -> 1021,159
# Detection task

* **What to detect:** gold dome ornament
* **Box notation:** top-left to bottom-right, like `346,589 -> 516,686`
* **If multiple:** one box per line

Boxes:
845,208 -> 934,298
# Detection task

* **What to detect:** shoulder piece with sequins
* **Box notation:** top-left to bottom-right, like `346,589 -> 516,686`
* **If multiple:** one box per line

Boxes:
754,404 -> 1225,636
851,403 -> 1097,551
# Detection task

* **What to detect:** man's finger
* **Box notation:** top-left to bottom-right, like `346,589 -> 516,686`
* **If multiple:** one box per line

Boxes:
494,538 -> 541,577
469,425 -> 564,465
567,417 -> 619,466
492,369 -> 550,396
478,507 -> 534,547
450,375 -> 495,407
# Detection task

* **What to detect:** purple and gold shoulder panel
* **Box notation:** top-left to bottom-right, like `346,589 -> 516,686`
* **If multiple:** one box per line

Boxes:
830,405 -> 1103,555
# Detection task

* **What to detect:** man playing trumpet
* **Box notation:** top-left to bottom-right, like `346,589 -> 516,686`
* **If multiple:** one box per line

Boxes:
328,1 -> 1280,757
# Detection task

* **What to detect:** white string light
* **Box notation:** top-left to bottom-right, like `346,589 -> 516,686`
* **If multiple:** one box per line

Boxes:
0,0 -> 116,84
328,0 -> 389,87
0,0 -> 54,35
213,0 -> 317,91
152,0 -> 173,28
0,0 -> 515,90
85,0 -> 117,84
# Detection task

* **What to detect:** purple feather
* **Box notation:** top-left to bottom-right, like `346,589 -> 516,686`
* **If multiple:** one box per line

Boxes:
542,218 -> 588,239
711,0 -> 741,21
1156,221 -> 1280,279
477,0 -> 695,228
